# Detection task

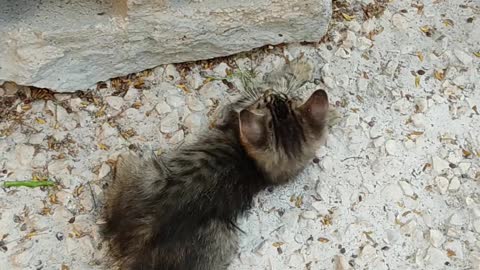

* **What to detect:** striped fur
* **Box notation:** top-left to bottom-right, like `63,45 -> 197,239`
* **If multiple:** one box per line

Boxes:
103,60 -> 329,269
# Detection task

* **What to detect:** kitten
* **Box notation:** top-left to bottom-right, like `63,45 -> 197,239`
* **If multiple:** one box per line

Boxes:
103,60 -> 329,270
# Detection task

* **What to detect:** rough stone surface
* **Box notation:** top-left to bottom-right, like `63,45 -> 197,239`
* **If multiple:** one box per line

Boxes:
0,0 -> 332,92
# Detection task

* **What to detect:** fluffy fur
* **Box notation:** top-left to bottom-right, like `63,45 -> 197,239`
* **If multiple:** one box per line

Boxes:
103,59 -> 329,270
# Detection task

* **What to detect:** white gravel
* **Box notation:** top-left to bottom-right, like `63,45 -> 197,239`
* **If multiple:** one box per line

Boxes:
1,0 -> 479,269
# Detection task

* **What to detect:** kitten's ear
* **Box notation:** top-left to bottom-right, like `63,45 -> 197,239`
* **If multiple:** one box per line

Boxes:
239,109 -> 267,147
300,89 -> 329,125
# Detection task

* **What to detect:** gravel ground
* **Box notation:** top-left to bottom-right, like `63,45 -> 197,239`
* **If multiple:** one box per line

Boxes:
1,0 -> 479,269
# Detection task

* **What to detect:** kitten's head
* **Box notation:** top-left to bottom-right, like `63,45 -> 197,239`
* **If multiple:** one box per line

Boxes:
238,89 -> 329,184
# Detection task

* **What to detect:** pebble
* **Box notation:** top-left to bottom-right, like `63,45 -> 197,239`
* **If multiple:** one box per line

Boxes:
213,63 -> 230,77
288,253 -> 304,267
184,113 -> 206,132
124,88 -> 139,101
105,96 -> 124,110
348,20 -> 361,32
199,81 -> 223,99
48,160 -> 71,177
69,98 -> 83,112
449,213 -> 464,226
385,140 -> 399,156
186,73 -> 204,90
391,13 -> 408,30
166,95 -> 185,107
362,19 -> 375,33
414,98 -> 428,113
335,48 -> 351,59
155,100 -> 172,114
344,113 -> 359,127
398,180 -> 414,197
432,156 -> 449,174
334,255 -> 351,270
448,177 -> 460,191
434,176 -> 449,194
323,76 -> 335,89
342,31 -> 357,49
165,64 -> 180,81
15,144 -> 35,166
301,211 -> 317,220
160,111 -> 179,133
186,95 -> 205,112
384,229 -> 401,244
169,130 -> 185,145
28,133 -> 45,145
357,37 -> 372,51
473,220 -> 480,233
428,229 -> 445,248
98,163 -> 111,179
411,113 -> 426,128
424,247 -> 448,268
454,49 -> 473,65
359,244 -> 376,264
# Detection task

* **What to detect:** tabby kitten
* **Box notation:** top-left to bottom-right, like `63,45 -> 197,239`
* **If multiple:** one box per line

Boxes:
103,60 -> 329,270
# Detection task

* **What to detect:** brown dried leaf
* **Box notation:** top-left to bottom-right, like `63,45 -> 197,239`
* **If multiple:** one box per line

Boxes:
35,118 -> 46,125
462,149 -> 472,158
318,237 -> 330,243
434,70 -> 445,81
22,104 -> 32,111
415,75 -> 420,88
177,84 -> 190,93
474,52 -> 480,58
272,242 -> 285,248
442,19 -> 454,27
321,215 -> 333,226
446,249 -> 456,257
61,264 -> 70,270
416,52 -> 424,62
342,13 -> 355,21
295,196 -> 303,208
98,143 -> 110,151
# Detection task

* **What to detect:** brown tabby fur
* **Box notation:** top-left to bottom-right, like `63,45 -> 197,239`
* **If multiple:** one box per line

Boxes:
103,60 -> 329,270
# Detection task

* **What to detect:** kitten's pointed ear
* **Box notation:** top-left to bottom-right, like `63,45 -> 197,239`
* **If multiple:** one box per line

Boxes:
300,89 -> 329,125
239,109 -> 267,147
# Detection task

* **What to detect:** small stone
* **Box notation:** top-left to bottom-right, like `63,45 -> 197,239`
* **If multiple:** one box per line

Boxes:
288,253 -> 304,267
199,81 -> 223,99
348,20 -> 361,32
424,247 -> 448,268
398,180 -> 414,197
48,160 -> 71,176
454,49 -> 473,66
384,229 -> 400,244
3,81 -> 19,95
55,232 -> 64,241
362,19 -> 376,33
184,113 -> 206,132
428,229 -> 445,248
448,177 -> 460,191
335,255 -> 351,270
166,95 -> 185,107
105,96 -> 124,110
473,220 -> 480,233
186,73 -> 204,90
335,48 -> 351,59
155,100 -> 172,114
391,13 -> 408,30
69,98 -> 83,112
414,98 -> 428,113
342,31 -> 357,49
165,64 -> 180,81
160,111 -> 179,133
458,163 -> 471,174
15,144 -> 35,166
385,60 -> 399,75
344,113 -> 359,127
357,36 -> 373,51
359,244 -> 376,264
432,156 -> 449,174
411,114 -> 426,128
186,95 -> 205,112
28,133 -> 46,145
323,76 -> 335,89
435,176 -> 449,194
301,211 -> 317,220
124,88 -> 139,101
385,140 -> 399,156
449,213 -> 464,226
124,108 -> 144,122
320,156 -> 334,172
98,163 -> 111,179
169,130 -> 185,145
213,62 -> 230,77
